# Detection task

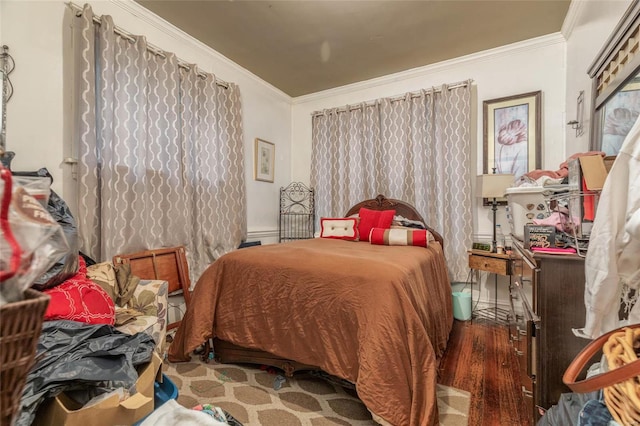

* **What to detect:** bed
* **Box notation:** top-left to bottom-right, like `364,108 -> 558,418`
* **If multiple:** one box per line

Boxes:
168,195 -> 453,426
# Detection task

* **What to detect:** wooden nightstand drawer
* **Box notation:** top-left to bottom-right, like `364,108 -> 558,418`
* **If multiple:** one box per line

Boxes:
468,253 -> 510,275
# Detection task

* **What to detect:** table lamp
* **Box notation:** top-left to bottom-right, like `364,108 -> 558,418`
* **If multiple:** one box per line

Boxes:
477,173 -> 515,252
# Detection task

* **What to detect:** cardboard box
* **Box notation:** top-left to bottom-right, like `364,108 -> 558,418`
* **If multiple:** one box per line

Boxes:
36,352 -> 162,426
567,155 -> 614,239
568,155 -> 614,191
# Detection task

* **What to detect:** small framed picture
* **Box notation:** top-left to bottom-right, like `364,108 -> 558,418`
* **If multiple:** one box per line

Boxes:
254,138 -> 275,182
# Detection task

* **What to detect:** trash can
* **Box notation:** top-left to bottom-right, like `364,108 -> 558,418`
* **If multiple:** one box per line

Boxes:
452,291 -> 472,321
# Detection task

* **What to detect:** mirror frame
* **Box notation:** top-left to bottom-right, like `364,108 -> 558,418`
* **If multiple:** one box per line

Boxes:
588,0 -> 640,153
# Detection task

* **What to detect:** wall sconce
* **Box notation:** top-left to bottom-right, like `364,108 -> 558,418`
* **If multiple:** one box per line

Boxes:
567,91 -> 584,137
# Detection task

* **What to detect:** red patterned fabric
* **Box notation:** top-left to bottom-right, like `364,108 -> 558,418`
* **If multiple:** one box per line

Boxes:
370,228 -> 429,247
43,256 -> 115,325
357,208 -> 395,242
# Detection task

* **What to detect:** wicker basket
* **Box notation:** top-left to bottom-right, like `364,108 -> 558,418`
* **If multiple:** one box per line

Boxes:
602,327 -> 640,425
564,324 -> 640,426
0,289 -> 50,426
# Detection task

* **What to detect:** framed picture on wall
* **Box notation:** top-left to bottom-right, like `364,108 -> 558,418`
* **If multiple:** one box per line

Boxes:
483,91 -> 542,180
254,138 -> 275,182
597,75 -> 640,156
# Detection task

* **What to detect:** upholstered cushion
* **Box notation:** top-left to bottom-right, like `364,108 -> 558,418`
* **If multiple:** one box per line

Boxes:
320,217 -> 359,240
116,314 -> 165,352
358,208 -> 395,242
369,227 -> 429,247
116,279 -> 168,353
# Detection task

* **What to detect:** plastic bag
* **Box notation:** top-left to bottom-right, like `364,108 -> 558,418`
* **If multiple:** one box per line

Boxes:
32,189 -> 79,290
0,165 -> 70,305
11,168 -> 79,290
11,175 -> 52,207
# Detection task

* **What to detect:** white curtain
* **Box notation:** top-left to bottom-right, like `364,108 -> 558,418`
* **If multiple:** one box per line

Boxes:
310,84 -> 473,281
71,4 -> 246,283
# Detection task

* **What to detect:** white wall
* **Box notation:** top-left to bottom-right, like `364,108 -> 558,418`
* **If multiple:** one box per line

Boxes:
563,0 -> 633,155
0,0 -> 292,243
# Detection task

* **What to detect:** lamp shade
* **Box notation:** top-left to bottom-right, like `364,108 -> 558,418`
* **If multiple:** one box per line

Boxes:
476,174 -> 515,198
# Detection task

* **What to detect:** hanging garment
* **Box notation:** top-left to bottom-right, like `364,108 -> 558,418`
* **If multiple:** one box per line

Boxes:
579,116 -> 640,339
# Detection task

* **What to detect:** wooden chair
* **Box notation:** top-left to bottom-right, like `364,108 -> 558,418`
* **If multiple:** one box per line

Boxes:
113,246 -> 191,330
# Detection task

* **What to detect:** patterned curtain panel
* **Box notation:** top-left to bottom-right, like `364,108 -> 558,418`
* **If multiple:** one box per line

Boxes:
71,4 -> 246,283
310,84 -> 473,281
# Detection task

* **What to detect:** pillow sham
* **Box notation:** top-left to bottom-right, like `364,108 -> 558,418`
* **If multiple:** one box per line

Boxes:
320,217 -> 359,241
358,208 -> 395,242
369,227 -> 429,247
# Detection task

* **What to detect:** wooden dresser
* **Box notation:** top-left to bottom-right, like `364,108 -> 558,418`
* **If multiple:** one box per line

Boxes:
510,240 -> 588,423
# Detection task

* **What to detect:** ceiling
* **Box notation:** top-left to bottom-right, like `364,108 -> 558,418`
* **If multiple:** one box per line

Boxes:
136,0 -> 571,97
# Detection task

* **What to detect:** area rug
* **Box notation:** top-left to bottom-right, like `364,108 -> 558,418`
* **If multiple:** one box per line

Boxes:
163,358 -> 470,426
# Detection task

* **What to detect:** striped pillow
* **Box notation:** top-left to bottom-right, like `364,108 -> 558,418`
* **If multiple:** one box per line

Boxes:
369,227 -> 429,247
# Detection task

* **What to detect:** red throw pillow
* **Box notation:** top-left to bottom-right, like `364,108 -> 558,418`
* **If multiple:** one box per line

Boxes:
358,207 -> 395,242
370,228 -> 429,247
43,256 -> 115,325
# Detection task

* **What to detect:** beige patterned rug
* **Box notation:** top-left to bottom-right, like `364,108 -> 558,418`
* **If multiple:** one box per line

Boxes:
163,358 -> 469,426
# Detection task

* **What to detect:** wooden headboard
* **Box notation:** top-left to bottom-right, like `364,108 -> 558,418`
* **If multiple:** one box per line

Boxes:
345,194 -> 444,248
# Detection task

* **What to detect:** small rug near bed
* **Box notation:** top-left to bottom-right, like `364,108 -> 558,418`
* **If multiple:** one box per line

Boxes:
163,358 -> 470,426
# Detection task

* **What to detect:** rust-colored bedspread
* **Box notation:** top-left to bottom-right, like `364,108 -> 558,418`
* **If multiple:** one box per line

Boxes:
168,238 -> 453,426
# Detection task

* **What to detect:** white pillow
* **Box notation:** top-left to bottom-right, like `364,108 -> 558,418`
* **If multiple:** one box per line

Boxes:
320,217 -> 359,241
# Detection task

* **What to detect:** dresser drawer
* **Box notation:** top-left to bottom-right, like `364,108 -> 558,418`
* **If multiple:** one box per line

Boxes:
468,254 -> 510,275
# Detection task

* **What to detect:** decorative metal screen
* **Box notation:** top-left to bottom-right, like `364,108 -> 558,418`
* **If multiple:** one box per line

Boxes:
279,182 -> 315,243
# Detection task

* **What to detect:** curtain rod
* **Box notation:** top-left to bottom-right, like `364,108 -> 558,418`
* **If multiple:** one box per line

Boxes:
67,2 -> 229,89
311,79 -> 473,117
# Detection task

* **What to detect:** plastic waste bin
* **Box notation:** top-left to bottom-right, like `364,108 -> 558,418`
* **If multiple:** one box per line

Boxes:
452,291 -> 472,321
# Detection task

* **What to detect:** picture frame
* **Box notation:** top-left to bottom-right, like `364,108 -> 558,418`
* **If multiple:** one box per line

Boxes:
594,75 -> 640,156
483,90 -> 541,205
254,138 -> 275,183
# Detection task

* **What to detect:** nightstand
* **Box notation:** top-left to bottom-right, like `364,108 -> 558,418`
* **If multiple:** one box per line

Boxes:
468,249 -> 514,323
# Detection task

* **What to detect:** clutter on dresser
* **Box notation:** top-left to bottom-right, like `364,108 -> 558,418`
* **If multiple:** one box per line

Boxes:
505,152 -> 615,256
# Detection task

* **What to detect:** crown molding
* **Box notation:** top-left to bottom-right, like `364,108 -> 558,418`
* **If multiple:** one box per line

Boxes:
293,33 -> 565,104
105,0 -> 291,103
561,0 -> 583,39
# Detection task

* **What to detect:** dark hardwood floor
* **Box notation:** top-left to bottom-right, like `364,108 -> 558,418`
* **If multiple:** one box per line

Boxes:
439,319 -> 533,426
